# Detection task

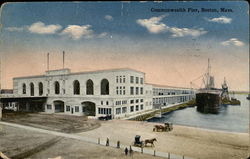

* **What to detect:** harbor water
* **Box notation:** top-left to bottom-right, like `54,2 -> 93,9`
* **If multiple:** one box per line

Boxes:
148,94 -> 249,133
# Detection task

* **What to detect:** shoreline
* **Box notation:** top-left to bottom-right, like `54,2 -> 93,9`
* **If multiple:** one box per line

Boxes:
146,120 -> 249,134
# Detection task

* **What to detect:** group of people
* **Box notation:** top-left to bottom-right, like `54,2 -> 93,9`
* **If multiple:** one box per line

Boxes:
124,146 -> 133,156
106,138 -> 133,156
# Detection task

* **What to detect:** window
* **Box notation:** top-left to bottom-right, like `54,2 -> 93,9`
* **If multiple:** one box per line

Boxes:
106,101 -> 109,105
136,77 -> 139,84
130,106 -> 134,112
66,106 -> 70,111
123,86 -> 125,95
130,87 -> 134,95
136,99 -> 139,103
122,100 -> 127,104
73,80 -> 80,95
86,79 -> 94,95
136,105 -> 139,111
116,87 -> 119,95
120,86 -> 122,95
101,101 -> 103,105
116,108 -> 121,114
140,104 -> 144,110
123,76 -> 126,83
75,106 -> 79,112
140,99 -> 143,102
122,107 -> 127,113
47,104 -> 52,109
140,87 -> 143,95
130,100 -> 134,104
54,81 -> 60,94
30,83 -> 34,96
38,82 -> 43,96
120,76 -> 122,83
101,79 -> 109,95
22,83 -> 26,94
130,76 -> 134,83
140,78 -> 143,84
116,76 -> 119,83
136,87 -> 139,95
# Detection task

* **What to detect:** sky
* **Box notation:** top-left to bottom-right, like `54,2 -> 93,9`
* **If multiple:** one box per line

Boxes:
0,1 -> 249,91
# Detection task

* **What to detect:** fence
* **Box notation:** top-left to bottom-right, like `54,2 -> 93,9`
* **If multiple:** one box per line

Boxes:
96,137 -> 194,159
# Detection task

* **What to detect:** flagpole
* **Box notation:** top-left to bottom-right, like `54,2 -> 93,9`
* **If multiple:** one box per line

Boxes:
63,51 -> 65,69
47,52 -> 50,71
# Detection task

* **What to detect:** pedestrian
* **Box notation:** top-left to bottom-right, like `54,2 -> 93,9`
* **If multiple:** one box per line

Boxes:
106,138 -> 109,146
117,140 -> 120,148
124,147 -> 128,155
129,145 -> 133,156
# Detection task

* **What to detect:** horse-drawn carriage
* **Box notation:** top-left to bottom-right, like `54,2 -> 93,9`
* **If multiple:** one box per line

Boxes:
133,135 -> 144,147
153,122 -> 173,132
133,135 -> 157,147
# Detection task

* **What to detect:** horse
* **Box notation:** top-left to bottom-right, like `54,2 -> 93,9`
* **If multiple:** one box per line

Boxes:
144,138 -> 157,147
153,125 -> 165,132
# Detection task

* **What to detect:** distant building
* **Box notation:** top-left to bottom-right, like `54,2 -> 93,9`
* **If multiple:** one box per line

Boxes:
0,68 -> 195,118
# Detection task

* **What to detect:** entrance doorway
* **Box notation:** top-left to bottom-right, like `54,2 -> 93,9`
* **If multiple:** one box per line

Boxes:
54,100 -> 64,113
81,101 -> 96,116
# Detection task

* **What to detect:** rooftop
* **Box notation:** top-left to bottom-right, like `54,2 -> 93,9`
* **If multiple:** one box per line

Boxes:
13,68 -> 145,80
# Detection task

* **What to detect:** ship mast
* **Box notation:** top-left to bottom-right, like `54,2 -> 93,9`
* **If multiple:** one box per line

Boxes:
206,58 -> 211,90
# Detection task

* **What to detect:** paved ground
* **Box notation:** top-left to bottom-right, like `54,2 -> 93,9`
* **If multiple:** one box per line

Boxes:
0,123 -> 164,159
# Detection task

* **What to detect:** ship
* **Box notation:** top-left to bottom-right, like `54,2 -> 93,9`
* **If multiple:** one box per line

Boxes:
195,59 -> 221,114
195,59 -> 240,114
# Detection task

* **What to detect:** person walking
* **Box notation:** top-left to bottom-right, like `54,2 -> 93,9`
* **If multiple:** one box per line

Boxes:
129,145 -> 133,156
106,138 -> 109,146
124,147 -> 128,155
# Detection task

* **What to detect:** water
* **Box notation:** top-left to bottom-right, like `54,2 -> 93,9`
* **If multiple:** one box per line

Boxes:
148,94 -> 249,133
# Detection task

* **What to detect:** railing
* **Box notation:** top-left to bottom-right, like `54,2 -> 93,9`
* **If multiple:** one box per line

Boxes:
96,137 -> 195,159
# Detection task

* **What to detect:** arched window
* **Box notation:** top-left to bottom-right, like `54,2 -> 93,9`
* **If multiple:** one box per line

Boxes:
73,80 -> 80,95
22,83 -> 26,94
86,79 -> 94,95
54,81 -> 60,94
39,82 -> 43,96
30,82 -> 34,96
101,79 -> 109,95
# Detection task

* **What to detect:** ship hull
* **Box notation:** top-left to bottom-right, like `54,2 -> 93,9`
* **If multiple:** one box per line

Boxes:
196,92 -> 221,114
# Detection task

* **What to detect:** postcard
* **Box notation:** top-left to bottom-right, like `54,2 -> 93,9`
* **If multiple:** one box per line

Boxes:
0,1 -> 249,159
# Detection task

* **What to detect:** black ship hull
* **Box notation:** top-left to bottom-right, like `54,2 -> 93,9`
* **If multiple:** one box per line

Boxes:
196,93 -> 221,114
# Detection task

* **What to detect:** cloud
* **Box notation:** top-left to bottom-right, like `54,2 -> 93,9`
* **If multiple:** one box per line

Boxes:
5,27 -> 25,32
28,21 -> 62,34
104,15 -> 113,21
221,38 -> 244,47
169,27 -> 207,37
205,16 -> 232,24
60,25 -> 94,40
98,32 -> 108,38
136,15 -> 168,34
137,15 -> 207,37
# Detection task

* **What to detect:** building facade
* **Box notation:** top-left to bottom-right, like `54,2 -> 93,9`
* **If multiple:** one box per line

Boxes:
1,68 -> 195,118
